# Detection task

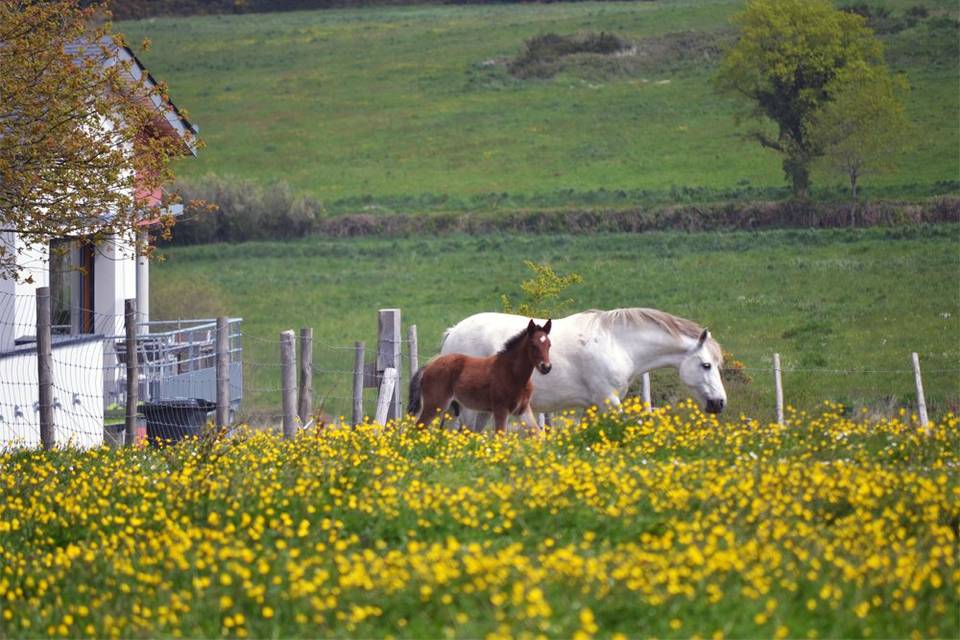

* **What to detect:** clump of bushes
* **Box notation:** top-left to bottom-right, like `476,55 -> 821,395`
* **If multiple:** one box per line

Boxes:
172,175 -> 324,244
839,3 -> 933,34
508,31 -> 633,79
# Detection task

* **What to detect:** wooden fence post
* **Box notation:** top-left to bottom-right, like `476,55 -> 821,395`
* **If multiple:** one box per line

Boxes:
298,327 -> 313,425
911,352 -> 930,433
773,353 -> 784,425
641,372 -> 652,409
407,324 -> 419,380
280,330 -> 296,439
36,287 -> 54,450
124,299 -> 139,447
216,317 -> 230,428
374,367 -> 398,427
377,309 -> 402,420
352,341 -> 365,426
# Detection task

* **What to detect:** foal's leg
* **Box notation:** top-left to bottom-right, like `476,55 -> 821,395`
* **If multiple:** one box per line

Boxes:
417,388 -> 452,429
492,408 -> 509,435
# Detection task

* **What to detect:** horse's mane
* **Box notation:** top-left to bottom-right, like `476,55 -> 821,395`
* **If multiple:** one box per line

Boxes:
589,308 -> 724,363
497,327 -> 530,355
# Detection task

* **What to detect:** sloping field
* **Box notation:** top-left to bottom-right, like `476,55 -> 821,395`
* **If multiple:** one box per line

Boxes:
122,0 -> 959,209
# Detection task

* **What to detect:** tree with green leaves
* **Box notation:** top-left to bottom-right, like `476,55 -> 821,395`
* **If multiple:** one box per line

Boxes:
716,0 -> 884,198
501,261 -> 583,319
0,0 -> 195,280
811,67 -> 912,201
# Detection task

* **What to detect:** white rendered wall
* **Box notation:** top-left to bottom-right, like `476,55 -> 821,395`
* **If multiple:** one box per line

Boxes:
94,234 -> 137,337
0,339 -> 104,449
0,232 -> 51,352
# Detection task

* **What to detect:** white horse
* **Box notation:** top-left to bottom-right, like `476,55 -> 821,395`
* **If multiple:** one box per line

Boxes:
440,308 -> 726,430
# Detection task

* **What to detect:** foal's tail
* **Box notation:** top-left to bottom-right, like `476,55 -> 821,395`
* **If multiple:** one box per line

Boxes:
408,366 -> 425,416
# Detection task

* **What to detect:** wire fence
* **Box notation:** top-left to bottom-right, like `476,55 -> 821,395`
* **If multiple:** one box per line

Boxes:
2,287 -> 958,449
0,289 -> 243,448
240,330 -> 415,426
237,321 -> 960,429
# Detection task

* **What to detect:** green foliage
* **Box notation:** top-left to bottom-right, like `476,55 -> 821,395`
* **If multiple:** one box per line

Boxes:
174,174 -> 324,243
716,0 -> 886,197
0,0 -> 191,280
500,260 -> 583,319
812,67 -> 913,200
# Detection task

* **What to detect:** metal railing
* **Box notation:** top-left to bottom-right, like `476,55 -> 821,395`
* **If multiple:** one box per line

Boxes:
107,318 -> 243,410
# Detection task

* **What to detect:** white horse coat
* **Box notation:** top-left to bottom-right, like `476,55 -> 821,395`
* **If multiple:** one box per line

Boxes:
440,309 -> 726,428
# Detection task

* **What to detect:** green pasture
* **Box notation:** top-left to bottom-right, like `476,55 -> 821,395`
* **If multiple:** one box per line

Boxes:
151,225 -> 960,423
122,1 -> 959,210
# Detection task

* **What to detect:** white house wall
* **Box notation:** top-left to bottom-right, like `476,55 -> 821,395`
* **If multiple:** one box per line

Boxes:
93,234 -> 136,337
0,232 -> 51,352
0,338 -> 104,449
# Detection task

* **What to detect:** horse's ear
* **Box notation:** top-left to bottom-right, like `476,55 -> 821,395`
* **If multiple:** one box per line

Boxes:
543,319 -> 552,334
527,319 -> 537,334
697,329 -> 709,348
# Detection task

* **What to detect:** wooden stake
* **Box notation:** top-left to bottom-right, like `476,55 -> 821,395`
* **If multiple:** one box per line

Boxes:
280,330 -> 296,439
911,352 -> 930,432
352,341 -> 365,426
375,367 -> 398,427
377,309 -> 402,420
773,353 -> 784,425
298,327 -> 313,424
36,287 -> 54,450
124,299 -> 139,447
216,317 -> 230,428
407,324 -> 419,380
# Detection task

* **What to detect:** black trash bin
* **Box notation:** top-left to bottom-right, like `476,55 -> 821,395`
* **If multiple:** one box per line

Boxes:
141,399 -> 216,445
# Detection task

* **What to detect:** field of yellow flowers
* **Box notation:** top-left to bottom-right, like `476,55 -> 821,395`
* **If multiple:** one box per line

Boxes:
0,400 -> 957,639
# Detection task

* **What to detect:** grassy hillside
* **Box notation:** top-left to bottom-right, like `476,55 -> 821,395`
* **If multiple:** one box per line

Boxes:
151,225 -> 960,423
123,1 -> 959,211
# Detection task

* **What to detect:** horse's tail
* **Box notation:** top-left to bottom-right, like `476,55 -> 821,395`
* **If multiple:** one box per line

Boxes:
439,327 -> 453,353
408,366 -> 425,416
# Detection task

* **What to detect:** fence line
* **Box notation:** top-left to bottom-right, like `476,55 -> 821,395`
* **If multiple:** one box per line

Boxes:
2,287 -> 956,448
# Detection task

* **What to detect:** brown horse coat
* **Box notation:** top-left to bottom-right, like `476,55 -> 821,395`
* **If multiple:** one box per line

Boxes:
409,320 -> 552,433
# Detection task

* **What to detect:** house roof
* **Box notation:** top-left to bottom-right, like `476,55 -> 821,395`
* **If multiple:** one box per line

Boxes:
66,36 -> 199,156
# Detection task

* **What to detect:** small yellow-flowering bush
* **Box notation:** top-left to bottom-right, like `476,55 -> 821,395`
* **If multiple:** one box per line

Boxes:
0,400 -> 956,639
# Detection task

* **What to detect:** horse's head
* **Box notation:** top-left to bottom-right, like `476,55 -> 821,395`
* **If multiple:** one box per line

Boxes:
526,319 -> 553,375
677,329 -> 726,414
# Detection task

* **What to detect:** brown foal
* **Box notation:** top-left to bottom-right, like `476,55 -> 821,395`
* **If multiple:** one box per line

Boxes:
408,319 -> 552,433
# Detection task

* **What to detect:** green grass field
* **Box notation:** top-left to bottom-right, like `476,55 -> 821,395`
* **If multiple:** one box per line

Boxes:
122,1 -> 959,210
151,224 -> 960,423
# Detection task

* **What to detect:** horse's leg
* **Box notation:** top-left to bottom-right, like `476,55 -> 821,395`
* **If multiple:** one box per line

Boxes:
474,411 -> 492,432
604,390 -> 623,412
519,405 -> 543,436
417,385 -> 451,429
459,409 -> 491,434
416,401 -> 444,429
492,408 -> 509,435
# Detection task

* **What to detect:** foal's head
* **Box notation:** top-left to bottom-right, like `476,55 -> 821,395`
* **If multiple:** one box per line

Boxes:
525,319 -> 553,374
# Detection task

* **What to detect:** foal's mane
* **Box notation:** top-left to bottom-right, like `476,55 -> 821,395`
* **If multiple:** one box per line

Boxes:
497,327 -> 531,355
591,308 -> 724,362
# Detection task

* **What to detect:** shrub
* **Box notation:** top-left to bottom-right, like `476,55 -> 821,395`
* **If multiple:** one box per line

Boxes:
508,31 -> 632,79
170,175 -> 325,244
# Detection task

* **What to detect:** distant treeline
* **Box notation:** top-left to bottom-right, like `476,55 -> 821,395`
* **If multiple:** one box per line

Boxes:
105,0 -> 644,20
165,175 -> 959,245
